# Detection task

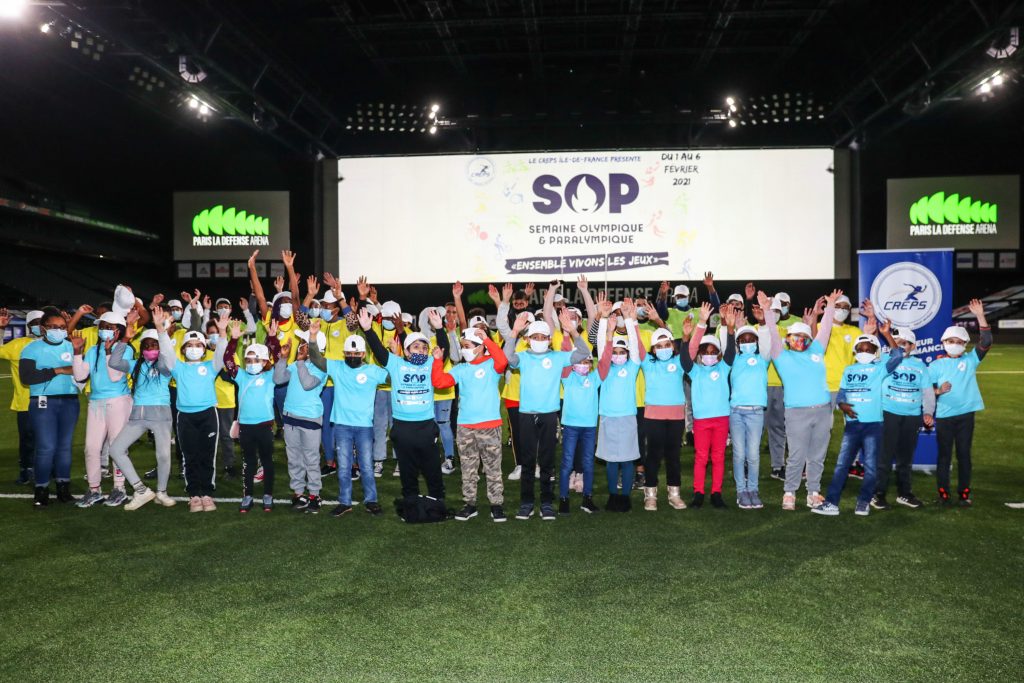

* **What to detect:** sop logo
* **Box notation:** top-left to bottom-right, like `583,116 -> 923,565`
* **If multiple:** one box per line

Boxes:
541,358 -> 553,370
197,366 -> 208,376
474,368 -> 486,379
532,174 -> 639,214
870,261 -> 942,330
356,373 -> 368,384
667,363 -> 677,373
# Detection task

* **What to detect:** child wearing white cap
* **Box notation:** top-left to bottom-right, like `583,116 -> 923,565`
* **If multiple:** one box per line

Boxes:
684,303 -> 739,508
927,299 -> 992,507
762,290 -> 803,480
431,326 -> 510,522
730,322 -> 772,510
639,325 -> 687,512
758,289 -> 843,511
0,309 -> 44,485
594,301 -> 643,512
494,288 -> 533,482
813,324 -> 903,516
505,309 -> 592,520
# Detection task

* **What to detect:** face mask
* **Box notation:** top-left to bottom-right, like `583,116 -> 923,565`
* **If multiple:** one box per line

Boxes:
615,318 -> 626,330
278,304 -> 293,319
408,352 -> 429,366
45,329 -> 67,344
573,363 -> 590,376
636,306 -> 647,318
854,352 -> 876,365
320,309 -> 335,323
142,349 -> 159,362
460,348 -> 478,363
344,356 -> 362,369
787,336 -> 810,352
30,325 -> 41,337
611,354 -> 627,366
171,310 -> 183,322
739,342 -> 758,355
309,308 -> 322,319
98,329 -> 115,342
207,334 -> 220,347
654,347 -> 674,361
943,342 -> 964,358
529,339 -> 550,353
834,308 -> 850,323
214,308 -> 228,319
184,346 -> 205,361
780,306 -> 790,317
245,362 -> 263,375
382,320 -> 396,331
701,354 -> 719,366
674,298 -> 689,310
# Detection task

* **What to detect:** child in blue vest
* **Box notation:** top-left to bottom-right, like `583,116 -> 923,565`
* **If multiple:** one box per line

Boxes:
870,326 -> 935,510
595,301 -> 642,512
558,354 -> 602,515
730,323 -> 771,510
928,299 -> 992,507
813,324 -> 902,516
640,326 -> 688,511
223,319 -> 281,513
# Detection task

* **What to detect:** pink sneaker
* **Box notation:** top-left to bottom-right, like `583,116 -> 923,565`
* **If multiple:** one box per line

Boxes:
782,492 -> 797,511
254,466 -> 265,483
189,496 -> 204,513
201,496 -> 217,512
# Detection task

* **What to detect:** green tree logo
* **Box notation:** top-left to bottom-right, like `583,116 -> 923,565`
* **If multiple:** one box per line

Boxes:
192,205 -> 270,236
909,192 -> 998,225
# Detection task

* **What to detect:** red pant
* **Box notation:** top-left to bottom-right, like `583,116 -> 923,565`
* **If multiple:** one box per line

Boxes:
693,416 -> 729,494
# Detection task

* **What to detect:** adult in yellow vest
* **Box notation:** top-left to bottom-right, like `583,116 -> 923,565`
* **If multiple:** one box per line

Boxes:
0,308 -> 42,485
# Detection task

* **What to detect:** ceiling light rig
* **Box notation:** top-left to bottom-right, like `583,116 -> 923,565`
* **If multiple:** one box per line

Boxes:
344,102 -> 446,135
37,14 -> 109,61
722,92 -> 829,127
974,69 -> 1015,100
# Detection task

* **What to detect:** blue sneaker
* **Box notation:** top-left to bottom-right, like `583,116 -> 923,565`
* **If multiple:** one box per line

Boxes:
811,501 -> 840,516
854,501 -> 870,516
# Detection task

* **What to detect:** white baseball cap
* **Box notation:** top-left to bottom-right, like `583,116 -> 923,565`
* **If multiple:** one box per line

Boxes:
295,329 -> 327,353
651,328 -> 673,347
612,336 -> 629,349
98,312 -> 126,327
401,312 -> 415,326
463,328 -> 485,345
854,334 -> 880,349
941,325 -> 970,342
552,293 -> 564,303
726,293 -> 743,304
215,297 -> 231,307
735,325 -> 758,339
403,332 -> 429,350
26,310 -> 44,324
244,343 -> 270,361
893,328 -> 917,344
182,330 -> 207,345
699,334 -> 721,350
344,336 -> 366,353
566,307 -> 583,319
363,303 -> 380,317
381,301 -> 402,318
140,329 -> 159,342
468,315 -> 489,329
835,295 -> 852,306
787,322 -> 813,338
775,292 -> 791,303
526,321 -> 551,337
167,299 -> 183,309
611,301 -> 623,312
673,285 -> 690,297
272,291 -> 290,304
322,290 -> 339,304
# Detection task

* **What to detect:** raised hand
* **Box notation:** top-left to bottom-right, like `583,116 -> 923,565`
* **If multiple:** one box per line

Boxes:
309,319 -> 321,336
432,347 -> 444,360
358,307 -> 372,331
558,307 -> 576,334
703,271 -> 715,289
502,282 -> 513,302
306,274 -> 320,296
238,297 -> 249,311
296,343 -> 309,362
151,307 -> 168,329
682,316 -> 695,340
452,281 -> 464,298
813,296 -> 826,317
368,286 -> 378,303
0,308 -> 8,328
150,293 -> 165,308
202,295 -> 212,311
967,298 -> 986,320
125,308 -> 140,328
659,280 -> 670,297
356,276 -> 370,299
861,299 -> 875,320
77,303 -> 94,316
216,315 -> 230,335
879,318 -> 892,337
524,282 -> 535,298
863,315 -> 878,336
387,336 -> 401,355
179,291 -> 192,304
488,284 -> 500,306
606,315 -> 617,340
577,274 -> 589,290
268,319 -> 279,339
281,250 -> 296,268
756,290 -> 773,312
427,308 -> 443,330
744,282 -> 756,301
512,312 -> 532,334
825,289 -> 843,306
620,298 -> 636,320
70,330 -> 86,355
698,301 -> 713,324
273,276 -> 285,293
247,249 -> 260,268
802,307 -> 816,327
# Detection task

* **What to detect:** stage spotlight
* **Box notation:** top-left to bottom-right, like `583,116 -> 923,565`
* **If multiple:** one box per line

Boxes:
726,96 -> 735,106
728,119 -> 737,127
188,96 -> 199,109
198,103 -> 210,115
992,72 -> 1005,85
40,22 -> 53,33
429,125 -> 437,134
980,81 -> 992,94
431,103 -> 440,112
0,0 -> 27,19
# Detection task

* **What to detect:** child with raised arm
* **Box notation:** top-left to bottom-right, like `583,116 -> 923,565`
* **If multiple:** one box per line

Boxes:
729,320 -> 771,510
928,299 -> 992,507
759,289 -> 842,511
558,353 -> 602,514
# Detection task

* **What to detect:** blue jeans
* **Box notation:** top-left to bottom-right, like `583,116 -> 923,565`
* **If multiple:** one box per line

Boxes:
320,386 -> 335,463
333,423 -> 377,505
30,396 -> 80,487
435,399 -> 454,459
559,425 -> 596,498
372,390 -> 393,462
730,406 -> 765,493
825,421 -> 881,505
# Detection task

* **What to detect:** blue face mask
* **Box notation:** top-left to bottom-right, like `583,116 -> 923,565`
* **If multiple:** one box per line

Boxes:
309,308 -> 322,319
171,310 -> 183,322
636,306 -> 647,318
98,329 -> 115,342
45,329 -> 67,344
320,309 -> 334,323
245,362 -> 263,375
407,353 -> 429,366
675,299 -> 689,310
382,320 -> 396,331
29,325 -> 41,337
739,342 -> 758,355
208,334 -> 220,347
780,306 -> 790,317
654,347 -> 673,361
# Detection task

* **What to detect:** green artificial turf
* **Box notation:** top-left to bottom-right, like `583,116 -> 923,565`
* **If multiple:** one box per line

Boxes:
0,348 -> 1022,682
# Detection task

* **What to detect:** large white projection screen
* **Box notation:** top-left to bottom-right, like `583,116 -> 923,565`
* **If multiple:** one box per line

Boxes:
337,149 -> 837,283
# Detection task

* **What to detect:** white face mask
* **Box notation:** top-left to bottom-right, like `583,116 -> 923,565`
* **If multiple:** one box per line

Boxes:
854,352 -> 876,365
217,308 -> 230,318
943,342 -> 965,357
460,348 -> 478,362
278,303 -> 293,318
184,346 -> 205,361
834,308 -> 850,323
529,339 -> 550,353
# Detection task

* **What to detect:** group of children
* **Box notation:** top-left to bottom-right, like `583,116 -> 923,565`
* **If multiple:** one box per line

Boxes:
0,250 -> 994,521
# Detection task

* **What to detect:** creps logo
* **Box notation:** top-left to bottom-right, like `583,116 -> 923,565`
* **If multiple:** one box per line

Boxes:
532,173 -> 639,214
869,261 -> 942,330
192,205 -> 270,236
909,191 -> 998,225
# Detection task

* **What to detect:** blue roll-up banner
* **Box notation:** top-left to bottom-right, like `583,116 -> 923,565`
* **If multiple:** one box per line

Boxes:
857,248 -> 954,469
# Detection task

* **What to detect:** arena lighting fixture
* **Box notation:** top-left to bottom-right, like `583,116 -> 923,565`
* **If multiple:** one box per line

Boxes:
0,0 -> 27,19
346,102 -> 443,135
728,119 -> 737,128
725,96 -> 735,106
40,21 -> 53,33
178,55 -> 207,83
429,125 -> 437,134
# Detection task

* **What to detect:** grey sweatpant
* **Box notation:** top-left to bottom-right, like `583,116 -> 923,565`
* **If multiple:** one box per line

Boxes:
765,386 -> 787,468
782,403 -> 833,494
109,418 -> 173,492
284,423 -> 323,496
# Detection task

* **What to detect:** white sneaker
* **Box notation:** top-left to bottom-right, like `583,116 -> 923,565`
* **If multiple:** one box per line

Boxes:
441,458 -> 455,475
806,491 -> 824,508
124,489 -> 156,511
373,462 -> 384,478
534,465 -> 541,479
782,492 -> 796,511
154,491 -> 177,507
507,465 -> 522,481
392,464 -> 401,477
